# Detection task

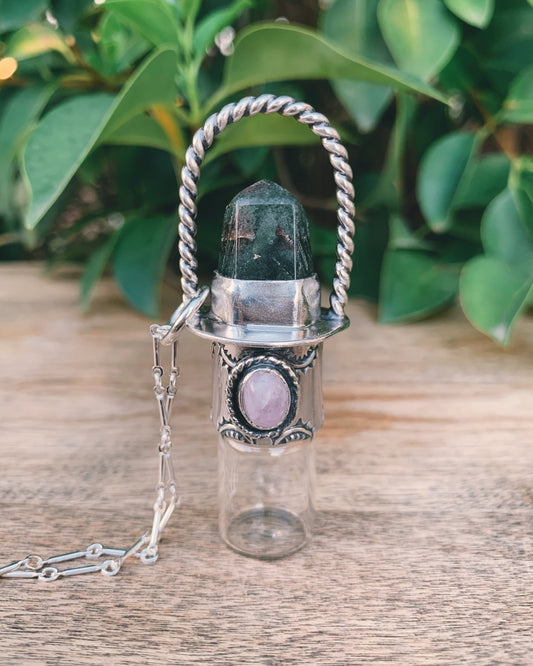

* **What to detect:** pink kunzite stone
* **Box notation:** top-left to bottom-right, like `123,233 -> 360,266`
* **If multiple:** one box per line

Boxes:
239,368 -> 291,430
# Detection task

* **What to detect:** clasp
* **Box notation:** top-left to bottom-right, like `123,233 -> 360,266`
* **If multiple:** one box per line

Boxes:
155,286 -> 209,345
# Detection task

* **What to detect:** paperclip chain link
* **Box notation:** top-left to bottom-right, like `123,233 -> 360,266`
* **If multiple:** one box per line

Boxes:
0,324 -> 181,581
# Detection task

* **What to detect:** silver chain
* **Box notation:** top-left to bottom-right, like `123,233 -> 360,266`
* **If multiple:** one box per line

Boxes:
0,318 -> 192,582
0,287 -> 208,582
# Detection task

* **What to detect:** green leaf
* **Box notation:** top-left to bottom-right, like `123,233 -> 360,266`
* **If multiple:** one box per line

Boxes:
417,131 -> 476,233
377,0 -> 460,79
509,160 -> 533,235
80,232 -> 121,310
193,0 -> 251,55
112,215 -> 176,317
104,0 -> 181,48
50,0 -> 94,33
0,84 -> 54,217
0,85 -> 54,163
444,0 -> 494,28
349,208 -> 390,302
92,11 -> 150,76
23,48 -> 177,230
102,112 -> 177,154
210,23 -> 449,112
6,24 -> 76,63
460,256 -> 533,345
204,113 -> 319,165
232,146 -> 269,176
379,249 -> 459,322
501,64 -> 533,124
388,214 -> 434,251
481,189 -> 533,265
474,4 -> 533,78
373,94 -> 417,207
454,153 -> 510,209
0,0 -> 47,31
181,0 -> 200,22
321,0 -> 393,133
24,95 -> 114,229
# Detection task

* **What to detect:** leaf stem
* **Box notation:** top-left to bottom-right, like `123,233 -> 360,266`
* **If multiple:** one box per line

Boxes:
178,1 -> 203,125
469,88 -> 520,167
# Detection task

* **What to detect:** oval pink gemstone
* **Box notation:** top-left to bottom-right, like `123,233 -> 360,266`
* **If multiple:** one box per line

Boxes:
238,368 -> 291,430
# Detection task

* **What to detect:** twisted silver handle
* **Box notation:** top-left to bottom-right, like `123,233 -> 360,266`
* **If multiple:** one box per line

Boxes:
178,94 -> 355,318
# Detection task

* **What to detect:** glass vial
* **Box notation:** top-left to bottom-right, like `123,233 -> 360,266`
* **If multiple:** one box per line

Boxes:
218,435 -> 315,559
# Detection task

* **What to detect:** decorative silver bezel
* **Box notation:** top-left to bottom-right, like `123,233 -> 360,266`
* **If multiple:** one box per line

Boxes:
237,367 -> 291,430
226,354 -> 299,441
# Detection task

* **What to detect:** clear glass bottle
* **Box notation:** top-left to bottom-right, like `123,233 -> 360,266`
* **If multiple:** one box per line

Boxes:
218,435 -> 315,559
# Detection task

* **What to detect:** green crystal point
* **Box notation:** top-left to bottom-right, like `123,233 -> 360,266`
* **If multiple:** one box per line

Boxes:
217,180 -> 314,280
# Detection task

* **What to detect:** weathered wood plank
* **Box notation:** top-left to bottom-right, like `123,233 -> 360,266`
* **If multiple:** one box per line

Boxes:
1,263 -> 532,665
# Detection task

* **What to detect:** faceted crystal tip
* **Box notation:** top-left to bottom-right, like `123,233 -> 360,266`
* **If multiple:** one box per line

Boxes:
217,180 -> 314,281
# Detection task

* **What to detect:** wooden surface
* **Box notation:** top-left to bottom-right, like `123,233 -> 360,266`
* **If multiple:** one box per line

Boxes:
1,262 -> 532,665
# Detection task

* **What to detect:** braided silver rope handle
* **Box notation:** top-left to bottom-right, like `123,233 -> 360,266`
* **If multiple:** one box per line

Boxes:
178,94 -> 355,318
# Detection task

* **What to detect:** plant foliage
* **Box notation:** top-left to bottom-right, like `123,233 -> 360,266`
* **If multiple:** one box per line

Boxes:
0,0 -> 531,345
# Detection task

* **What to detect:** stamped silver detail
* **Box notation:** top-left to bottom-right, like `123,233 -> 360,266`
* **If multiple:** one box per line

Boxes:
284,346 -> 318,373
219,419 -> 254,444
273,421 -> 314,446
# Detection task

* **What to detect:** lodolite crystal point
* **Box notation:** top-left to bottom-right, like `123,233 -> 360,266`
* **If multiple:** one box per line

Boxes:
217,180 -> 314,281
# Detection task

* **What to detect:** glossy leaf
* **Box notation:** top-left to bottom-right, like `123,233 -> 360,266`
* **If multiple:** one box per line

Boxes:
102,113 -> 178,154
112,215 -> 176,316
193,0 -> 251,55
0,0 -> 47,31
92,11 -> 149,76
502,65 -> 533,124
481,189 -> 533,265
204,113 -> 319,165
475,3 -> 533,77
0,85 -> 54,165
349,208 -> 389,302
374,94 -> 417,207
379,249 -> 459,322
378,0 -> 460,79
24,95 -> 114,231
417,131 -> 476,233
388,214 -> 433,252
104,0 -> 181,48
444,0 -> 494,28
80,232 -> 121,310
460,257 -> 533,345
50,0 -> 94,33
454,153 -> 510,209
211,23 -> 449,111
181,0 -> 200,22
321,0 -> 393,133
23,48 -> 177,230
6,24 -> 76,63
509,161 -> 533,235
0,85 -> 54,217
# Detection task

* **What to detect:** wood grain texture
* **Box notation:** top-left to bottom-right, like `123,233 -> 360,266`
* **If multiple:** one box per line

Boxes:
0,263 -> 532,665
